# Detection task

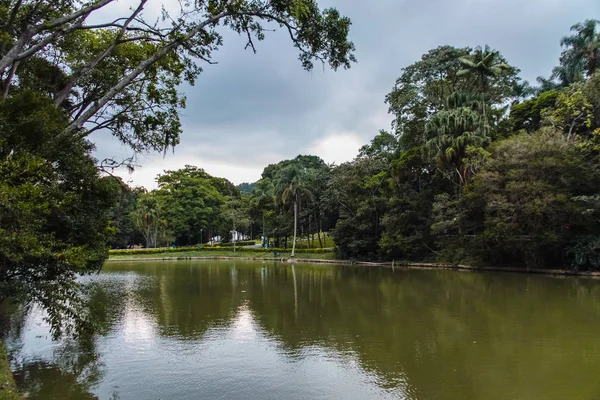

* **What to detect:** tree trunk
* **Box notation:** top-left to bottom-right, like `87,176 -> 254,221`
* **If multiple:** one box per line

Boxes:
318,211 -> 323,248
292,196 -> 298,257
307,213 -> 311,249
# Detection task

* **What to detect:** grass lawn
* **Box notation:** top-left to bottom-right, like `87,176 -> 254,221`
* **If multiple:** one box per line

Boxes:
108,249 -> 336,261
293,235 -> 335,249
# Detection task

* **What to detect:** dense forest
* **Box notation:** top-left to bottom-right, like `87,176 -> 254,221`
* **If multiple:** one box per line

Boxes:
109,19 -> 600,271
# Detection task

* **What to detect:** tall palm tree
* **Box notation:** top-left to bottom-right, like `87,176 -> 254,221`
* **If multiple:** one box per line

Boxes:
457,45 -> 512,120
276,164 -> 313,257
560,19 -> 600,77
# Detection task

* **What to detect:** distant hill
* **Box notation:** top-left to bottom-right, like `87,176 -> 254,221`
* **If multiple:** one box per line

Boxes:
236,182 -> 256,194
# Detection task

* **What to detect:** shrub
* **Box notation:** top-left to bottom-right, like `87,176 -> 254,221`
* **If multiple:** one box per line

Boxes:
108,246 -> 335,256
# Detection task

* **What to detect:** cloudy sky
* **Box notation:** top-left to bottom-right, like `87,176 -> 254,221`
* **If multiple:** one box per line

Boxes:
93,0 -> 599,189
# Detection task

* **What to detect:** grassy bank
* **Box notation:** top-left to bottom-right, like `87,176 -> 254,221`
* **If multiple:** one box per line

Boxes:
0,342 -> 19,400
108,249 -> 336,261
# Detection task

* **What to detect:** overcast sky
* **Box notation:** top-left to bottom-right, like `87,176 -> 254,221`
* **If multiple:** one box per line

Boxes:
93,0 -> 600,189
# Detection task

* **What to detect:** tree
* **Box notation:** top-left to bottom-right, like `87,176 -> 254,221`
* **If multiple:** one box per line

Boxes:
466,128 -> 600,268
0,91 -> 115,337
547,83 -> 593,140
560,19 -> 600,77
385,46 -> 472,149
0,0 -> 356,157
424,93 -> 489,187
103,177 -> 143,249
250,179 -> 275,246
0,0 -> 356,337
456,45 -> 512,120
509,90 -> 559,132
153,166 -> 232,245
131,193 -> 165,248
276,164 -> 313,257
326,155 -> 389,260
223,198 -> 250,251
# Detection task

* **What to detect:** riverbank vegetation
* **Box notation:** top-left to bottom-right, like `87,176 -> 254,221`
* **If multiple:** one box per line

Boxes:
246,21 -> 600,271
0,0 -> 599,337
108,248 -> 335,260
111,19 -> 599,271
0,0 -> 356,336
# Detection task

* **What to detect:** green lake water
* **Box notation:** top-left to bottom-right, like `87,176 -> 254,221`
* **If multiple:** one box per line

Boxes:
5,260 -> 600,399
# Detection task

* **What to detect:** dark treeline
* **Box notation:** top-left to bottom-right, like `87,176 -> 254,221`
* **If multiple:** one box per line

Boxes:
111,19 -> 600,270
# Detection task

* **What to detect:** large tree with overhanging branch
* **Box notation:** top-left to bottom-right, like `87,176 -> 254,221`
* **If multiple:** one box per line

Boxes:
0,0 -> 356,156
0,0 -> 355,336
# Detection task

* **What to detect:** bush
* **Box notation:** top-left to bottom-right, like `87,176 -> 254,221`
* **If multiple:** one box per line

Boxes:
108,246 -> 335,255
109,247 -> 198,255
205,241 -> 256,247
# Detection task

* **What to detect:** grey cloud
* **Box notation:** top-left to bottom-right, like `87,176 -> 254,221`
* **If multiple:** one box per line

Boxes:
95,0 -> 600,184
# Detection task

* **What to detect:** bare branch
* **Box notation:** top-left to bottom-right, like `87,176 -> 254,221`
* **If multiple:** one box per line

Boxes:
0,0 -> 113,73
63,10 -> 230,136
0,60 -> 19,100
55,0 -> 149,106
244,27 -> 257,53
42,0 -> 115,31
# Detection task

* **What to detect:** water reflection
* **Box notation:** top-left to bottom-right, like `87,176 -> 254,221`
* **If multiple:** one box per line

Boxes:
5,261 -> 600,399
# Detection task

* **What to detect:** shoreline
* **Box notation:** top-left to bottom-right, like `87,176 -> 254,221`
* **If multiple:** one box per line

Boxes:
105,256 -> 600,278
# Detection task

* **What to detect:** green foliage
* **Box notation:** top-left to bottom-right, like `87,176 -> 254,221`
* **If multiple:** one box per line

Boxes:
549,84 -> 593,139
0,91 -> 115,337
464,129 -> 599,268
335,25 -> 600,268
152,166 -> 232,246
509,90 -> 559,131
327,156 -> 389,260
103,177 -> 143,249
237,182 -> 257,194
567,236 -> 600,270
0,0 -> 356,340
109,246 -> 333,256
0,0 -> 356,154
559,19 -> 600,78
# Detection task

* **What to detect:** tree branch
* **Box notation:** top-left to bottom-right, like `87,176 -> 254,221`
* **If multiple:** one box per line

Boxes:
55,0 -> 149,106
63,9 -> 230,136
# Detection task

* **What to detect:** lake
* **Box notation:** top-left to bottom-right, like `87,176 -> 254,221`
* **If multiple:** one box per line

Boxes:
5,260 -> 600,399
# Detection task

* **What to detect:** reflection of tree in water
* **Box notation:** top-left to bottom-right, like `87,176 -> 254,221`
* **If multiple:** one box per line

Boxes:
8,277 -> 130,400
105,261 -> 600,399
244,265 -> 600,400
12,345 -> 100,400
9,261 -> 600,400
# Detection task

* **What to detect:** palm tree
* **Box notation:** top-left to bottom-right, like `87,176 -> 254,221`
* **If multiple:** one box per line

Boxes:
510,80 -> 535,105
133,194 -> 163,248
551,63 -> 585,86
560,19 -> 600,77
276,164 -> 313,257
249,180 -> 274,247
457,45 -> 512,120
425,94 -> 489,187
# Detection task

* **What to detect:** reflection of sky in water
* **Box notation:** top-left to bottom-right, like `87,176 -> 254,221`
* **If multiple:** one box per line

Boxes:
12,296 -> 406,400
